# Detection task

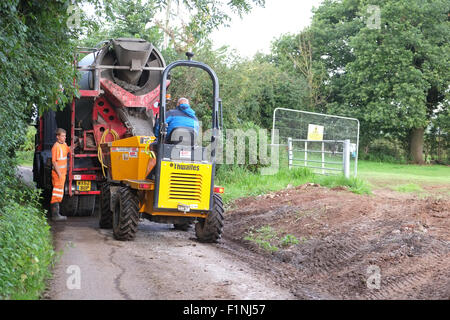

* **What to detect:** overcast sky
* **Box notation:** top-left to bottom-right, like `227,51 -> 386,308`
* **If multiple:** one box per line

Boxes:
81,0 -> 323,57
211,0 -> 324,58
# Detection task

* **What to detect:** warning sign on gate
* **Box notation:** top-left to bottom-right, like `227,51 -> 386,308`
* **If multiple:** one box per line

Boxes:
307,124 -> 324,141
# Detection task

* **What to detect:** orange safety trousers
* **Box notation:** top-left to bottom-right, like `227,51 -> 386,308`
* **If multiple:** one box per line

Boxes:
51,171 -> 66,204
51,142 -> 70,204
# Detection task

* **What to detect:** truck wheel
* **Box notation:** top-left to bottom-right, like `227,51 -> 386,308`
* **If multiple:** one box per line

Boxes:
174,222 -> 192,231
77,195 -> 96,216
33,153 -> 41,188
60,195 -> 79,216
77,182 -> 97,216
195,194 -> 224,243
112,186 -> 140,241
42,188 -> 52,218
99,182 -> 112,229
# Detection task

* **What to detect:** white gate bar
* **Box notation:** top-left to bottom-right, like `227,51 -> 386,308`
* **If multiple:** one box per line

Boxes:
288,137 -> 293,170
322,141 -> 325,174
304,141 -> 307,167
343,139 -> 350,179
290,164 -> 342,171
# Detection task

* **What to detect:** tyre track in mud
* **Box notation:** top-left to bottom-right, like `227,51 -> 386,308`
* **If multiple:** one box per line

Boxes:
366,240 -> 450,300
222,184 -> 450,300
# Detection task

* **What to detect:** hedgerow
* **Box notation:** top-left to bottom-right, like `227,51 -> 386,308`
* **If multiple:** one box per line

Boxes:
0,0 -> 79,300
0,181 -> 54,300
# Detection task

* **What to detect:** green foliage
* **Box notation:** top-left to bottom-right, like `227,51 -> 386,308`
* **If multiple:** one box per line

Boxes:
0,179 -> 54,300
14,126 -> 36,166
216,121 -> 273,174
15,151 -> 34,167
316,175 -> 371,195
244,225 -> 300,252
244,226 -> 280,252
359,137 -> 408,163
80,0 -> 164,48
163,0 -> 265,46
0,0 -> 73,300
425,108 -> 450,164
19,126 -> 37,152
280,234 -> 300,247
0,0 -> 78,208
269,31 -> 328,112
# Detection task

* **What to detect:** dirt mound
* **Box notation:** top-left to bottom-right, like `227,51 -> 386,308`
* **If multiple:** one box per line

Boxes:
223,184 -> 450,299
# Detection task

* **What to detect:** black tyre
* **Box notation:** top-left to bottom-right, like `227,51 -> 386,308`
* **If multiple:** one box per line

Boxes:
77,195 -> 96,216
33,153 -> 41,188
173,222 -> 192,231
195,194 -> 224,243
99,182 -> 113,229
60,195 -> 79,216
42,188 -> 52,219
77,182 -> 97,216
112,186 -> 140,241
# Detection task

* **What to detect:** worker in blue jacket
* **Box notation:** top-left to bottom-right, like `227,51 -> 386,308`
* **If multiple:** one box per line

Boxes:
154,97 -> 199,142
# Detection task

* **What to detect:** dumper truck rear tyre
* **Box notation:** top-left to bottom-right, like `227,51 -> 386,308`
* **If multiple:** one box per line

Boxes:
112,186 -> 139,241
195,194 -> 224,243
174,222 -> 192,231
99,182 -> 113,229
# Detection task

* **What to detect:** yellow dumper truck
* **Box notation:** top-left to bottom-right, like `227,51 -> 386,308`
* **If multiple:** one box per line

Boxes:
99,56 -> 225,243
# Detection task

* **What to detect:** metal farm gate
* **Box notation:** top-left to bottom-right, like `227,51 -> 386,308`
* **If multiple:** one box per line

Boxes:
272,108 -> 360,178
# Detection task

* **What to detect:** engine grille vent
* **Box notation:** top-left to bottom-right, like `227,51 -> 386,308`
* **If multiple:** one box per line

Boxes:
168,172 -> 202,202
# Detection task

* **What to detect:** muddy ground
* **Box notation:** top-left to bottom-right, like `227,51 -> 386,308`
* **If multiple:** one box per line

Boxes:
223,184 -> 450,299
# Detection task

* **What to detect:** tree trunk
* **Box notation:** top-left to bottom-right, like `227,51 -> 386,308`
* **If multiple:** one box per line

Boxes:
410,127 -> 425,164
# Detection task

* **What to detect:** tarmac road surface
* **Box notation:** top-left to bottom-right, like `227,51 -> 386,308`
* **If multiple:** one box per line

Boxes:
44,216 -> 295,300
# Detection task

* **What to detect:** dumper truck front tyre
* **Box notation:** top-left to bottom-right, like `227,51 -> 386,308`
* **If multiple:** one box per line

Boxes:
195,194 -> 224,243
99,182 -> 113,229
112,186 -> 140,241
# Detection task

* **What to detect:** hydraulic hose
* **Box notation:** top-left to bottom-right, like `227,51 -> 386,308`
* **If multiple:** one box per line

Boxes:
97,129 -> 119,178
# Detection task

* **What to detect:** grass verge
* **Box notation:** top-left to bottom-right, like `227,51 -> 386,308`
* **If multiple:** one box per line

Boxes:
216,165 -> 371,204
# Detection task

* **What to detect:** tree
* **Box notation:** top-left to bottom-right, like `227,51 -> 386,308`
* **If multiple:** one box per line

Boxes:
309,0 -> 449,163
0,0 -> 79,206
270,30 -> 329,112
80,0 -> 163,48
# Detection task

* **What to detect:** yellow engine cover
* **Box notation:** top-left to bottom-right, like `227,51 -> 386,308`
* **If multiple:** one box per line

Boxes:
157,161 -> 212,211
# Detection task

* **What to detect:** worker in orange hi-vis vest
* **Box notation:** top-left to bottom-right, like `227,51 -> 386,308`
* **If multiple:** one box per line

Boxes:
50,128 -> 70,221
